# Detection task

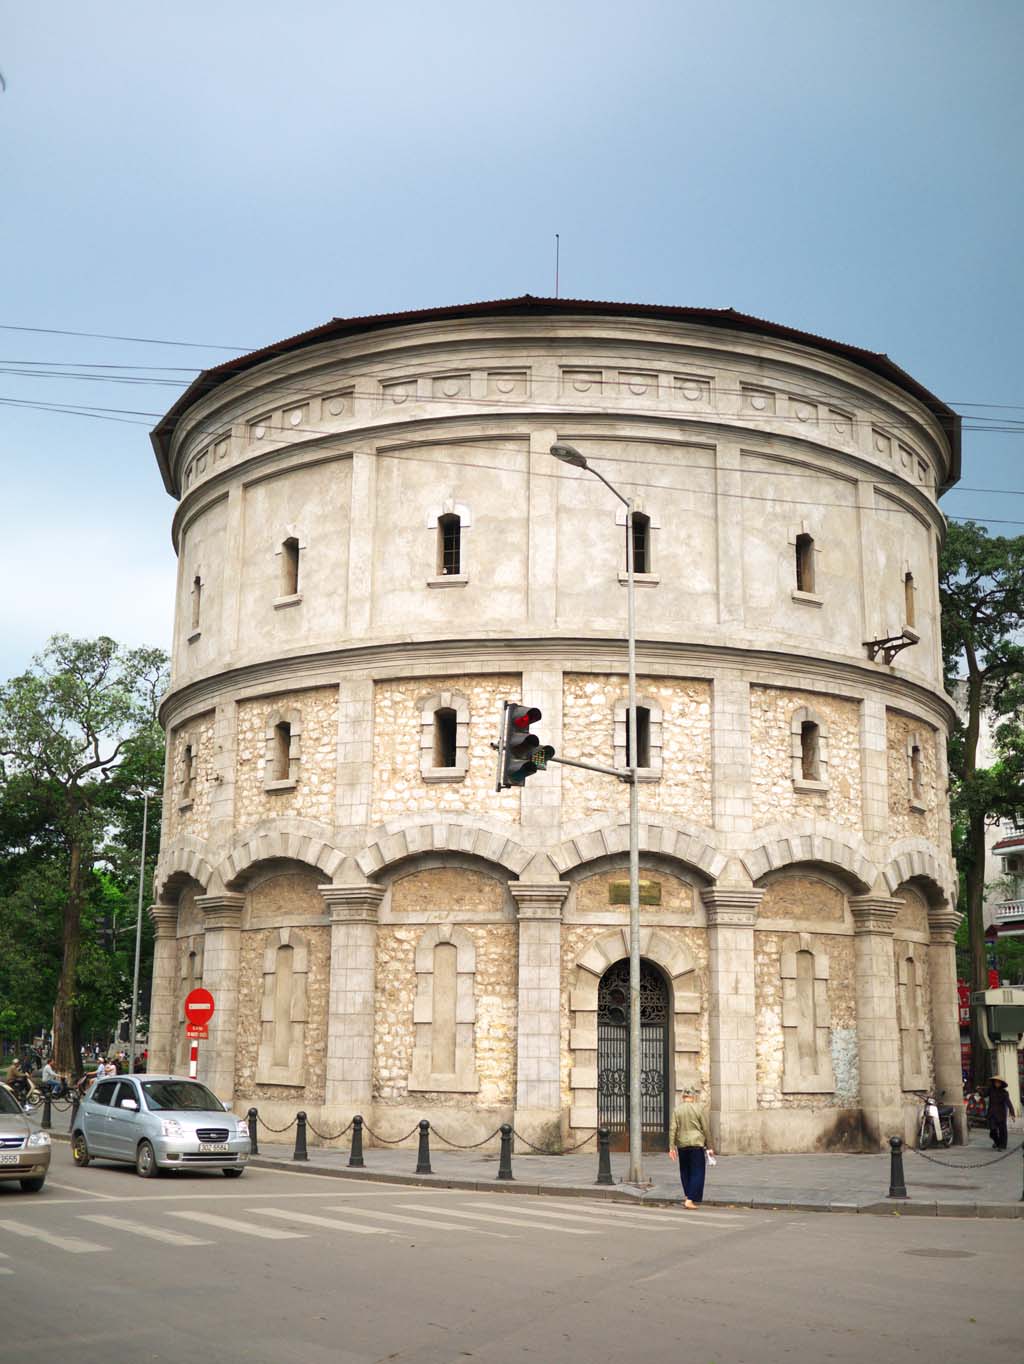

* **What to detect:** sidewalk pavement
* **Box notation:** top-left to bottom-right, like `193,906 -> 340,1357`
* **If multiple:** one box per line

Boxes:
248,1127 -> 1024,1219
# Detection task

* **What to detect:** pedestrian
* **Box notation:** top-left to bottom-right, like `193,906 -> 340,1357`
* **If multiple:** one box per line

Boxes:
668,1086 -> 715,1209
986,1076 -> 1016,1151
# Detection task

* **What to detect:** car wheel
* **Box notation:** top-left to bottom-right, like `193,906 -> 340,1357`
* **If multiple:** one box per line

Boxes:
20,1177 -> 45,1193
71,1131 -> 91,1166
222,1166 -> 245,1178
136,1140 -> 160,1179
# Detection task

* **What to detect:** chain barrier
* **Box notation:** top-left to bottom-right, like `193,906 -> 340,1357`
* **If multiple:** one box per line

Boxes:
430,1126 -> 502,1151
305,1117 -> 354,1142
512,1127 -> 596,1155
257,1115 -> 298,1134
907,1139 -> 1023,1170
360,1122 -> 422,1145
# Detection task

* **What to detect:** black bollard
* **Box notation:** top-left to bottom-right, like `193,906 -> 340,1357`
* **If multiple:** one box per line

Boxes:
42,1092 -> 52,1130
416,1119 -> 432,1174
293,1111 -> 309,1162
497,1123 -> 514,1181
68,1093 -> 80,1134
887,1135 -> 909,1199
349,1114 -> 365,1168
596,1127 -> 613,1186
247,1107 -> 259,1155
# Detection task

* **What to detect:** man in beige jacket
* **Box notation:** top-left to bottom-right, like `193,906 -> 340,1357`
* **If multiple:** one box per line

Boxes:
668,1087 -> 714,1208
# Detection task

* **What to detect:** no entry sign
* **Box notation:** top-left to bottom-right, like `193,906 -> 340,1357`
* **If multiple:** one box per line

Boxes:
184,987 -> 215,1026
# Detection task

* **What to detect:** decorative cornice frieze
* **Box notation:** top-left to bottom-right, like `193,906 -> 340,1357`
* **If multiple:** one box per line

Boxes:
701,887 -> 764,928
849,895 -> 900,935
927,905 -> 962,945
509,883 -> 570,922
196,893 -> 244,931
148,904 -> 179,939
319,884 -> 386,924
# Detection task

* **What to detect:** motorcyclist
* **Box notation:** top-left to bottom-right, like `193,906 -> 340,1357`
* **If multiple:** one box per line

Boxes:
5,1058 -> 30,1102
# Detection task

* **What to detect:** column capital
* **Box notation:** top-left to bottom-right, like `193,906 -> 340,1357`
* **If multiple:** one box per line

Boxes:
148,904 -> 178,939
509,882 -> 570,921
196,893 -> 245,930
319,883 -> 385,924
849,894 -> 900,935
927,904 -> 962,944
701,887 -> 763,927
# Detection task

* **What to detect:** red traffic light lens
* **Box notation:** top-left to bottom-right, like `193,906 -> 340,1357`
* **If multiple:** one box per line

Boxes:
512,707 -> 542,730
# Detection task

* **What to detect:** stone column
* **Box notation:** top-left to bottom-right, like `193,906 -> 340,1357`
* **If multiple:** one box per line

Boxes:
701,887 -> 763,1153
849,895 -> 904,1147
928,904 -> 967,1142
320,884 -> 385,1116
194,894 -> 245,1101
510,883 -> 569,1148
146,904 -> 179,1074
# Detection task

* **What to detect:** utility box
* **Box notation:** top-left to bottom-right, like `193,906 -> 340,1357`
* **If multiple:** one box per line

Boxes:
970,988 -> 1024,1041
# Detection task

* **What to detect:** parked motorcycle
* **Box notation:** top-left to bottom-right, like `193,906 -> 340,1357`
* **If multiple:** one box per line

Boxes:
916,1090 -> 955,1148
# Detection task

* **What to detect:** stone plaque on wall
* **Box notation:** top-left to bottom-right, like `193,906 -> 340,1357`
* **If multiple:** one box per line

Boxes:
609,880 -> 661,906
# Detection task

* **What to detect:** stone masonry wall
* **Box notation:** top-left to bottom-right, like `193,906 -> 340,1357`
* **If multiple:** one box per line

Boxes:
167,710 -> 217,840
234,687 -> 338,829
886,711 -> 941,842
750,687 -> 862,830
370,674 -> 521,823
757,874 -> 848,923
560,675 -> 712,824
573,868 -> 696,917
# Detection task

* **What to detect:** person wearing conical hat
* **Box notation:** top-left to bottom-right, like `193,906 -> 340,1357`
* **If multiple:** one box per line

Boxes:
986,1075 -> 1016,1151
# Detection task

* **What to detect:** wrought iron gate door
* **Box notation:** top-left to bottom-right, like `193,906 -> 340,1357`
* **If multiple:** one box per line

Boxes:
597,960 -> 669,1152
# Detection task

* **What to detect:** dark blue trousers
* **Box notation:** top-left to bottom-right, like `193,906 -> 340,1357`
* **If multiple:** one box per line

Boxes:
676,1145 -> 706,1203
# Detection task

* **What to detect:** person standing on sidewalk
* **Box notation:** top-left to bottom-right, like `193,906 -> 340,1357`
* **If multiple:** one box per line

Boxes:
986,1076 -> 1016,1151
668,1087 -> 714,1209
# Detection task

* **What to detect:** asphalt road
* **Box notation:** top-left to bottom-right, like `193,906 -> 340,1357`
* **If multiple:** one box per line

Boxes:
3,1142 -> 1019,1364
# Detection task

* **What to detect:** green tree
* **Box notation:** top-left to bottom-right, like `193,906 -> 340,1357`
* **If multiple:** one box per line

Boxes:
0,636 -> 167,1072
940,521 -> 1024,1079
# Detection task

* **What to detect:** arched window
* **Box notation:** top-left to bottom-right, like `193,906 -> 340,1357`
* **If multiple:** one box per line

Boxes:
800,721 -> 821,782
437,514 -> 461,576
795,533 -> 815,593
433,708 -> 457,768
257,928 -> 309,1086
190,575 -> 202,632
409,925 -> 478,1093
281,537 -> 300,596
904,571 -> 916,628
781,938 -> 834,1093
614,697 -> 662,780
625,705 -> 652,769
271,943 -> 295,1068
630,513 -> 651,575
430,942 -> 458,1074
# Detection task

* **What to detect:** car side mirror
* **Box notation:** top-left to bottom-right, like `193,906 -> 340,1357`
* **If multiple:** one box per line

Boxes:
120,1098 -> 139,1111
223,1101 -> 232,1112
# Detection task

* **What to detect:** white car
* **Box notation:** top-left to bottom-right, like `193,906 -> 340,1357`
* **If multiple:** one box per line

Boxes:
72,1074 -> 250,1178
0,1082 -> 51,1192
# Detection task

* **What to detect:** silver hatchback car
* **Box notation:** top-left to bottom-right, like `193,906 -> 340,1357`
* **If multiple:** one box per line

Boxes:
0,1082 -> 51,1192
72,1075 -> 250,1178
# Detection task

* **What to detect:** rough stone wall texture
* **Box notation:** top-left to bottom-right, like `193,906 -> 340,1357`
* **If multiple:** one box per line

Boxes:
234,687 -> 338,829
894,935 -> 935,1092
755,928 -> 858,1110
373,916 -> 517,1109
233,917 -> 330,1105
389,867 -> 508,921
560,922 -> 710,1112
886,711 -> 941,842
167,710 -> 216,840
573,868 -> 696,917
560,675 -> 712,824
246,862 -> 328,924
749,687 -> 862,830
177,885 -> 204,936
370,675 -> 521,822
757,874 -> 848,923
893,884 -> 931,936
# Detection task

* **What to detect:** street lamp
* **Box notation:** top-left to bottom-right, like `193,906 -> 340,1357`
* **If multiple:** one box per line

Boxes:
128,789 -> 161,1068
551,442 -> 644,1184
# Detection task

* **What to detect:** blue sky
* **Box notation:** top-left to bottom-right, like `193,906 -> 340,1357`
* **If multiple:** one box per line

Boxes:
2,0 -> 1022,679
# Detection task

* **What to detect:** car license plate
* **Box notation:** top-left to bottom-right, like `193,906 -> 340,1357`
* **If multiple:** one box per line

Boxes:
0,1153 -> 20,1165
198,1142 -> 229,1153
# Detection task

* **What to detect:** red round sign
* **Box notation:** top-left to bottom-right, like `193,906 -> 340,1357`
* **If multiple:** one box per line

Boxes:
184,987 -> 215,1026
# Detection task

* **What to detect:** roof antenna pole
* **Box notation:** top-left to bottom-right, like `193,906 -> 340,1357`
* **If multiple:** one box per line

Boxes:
554,234 -> 560,298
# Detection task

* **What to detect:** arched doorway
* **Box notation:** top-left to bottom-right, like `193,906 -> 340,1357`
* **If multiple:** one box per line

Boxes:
597,959 -> 670,1151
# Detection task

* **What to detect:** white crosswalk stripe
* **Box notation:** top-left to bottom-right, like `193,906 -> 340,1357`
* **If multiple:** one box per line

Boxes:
252,1209 -> 385,1235
397,1203 -> 598,1235
468,1201 -> 676,1229
167,1211 -> 305,1240
0,1220 -> 109,1253
515,1201 -> 750,1226
325,1206 -> 508,1237
80,1214 -> 213,1246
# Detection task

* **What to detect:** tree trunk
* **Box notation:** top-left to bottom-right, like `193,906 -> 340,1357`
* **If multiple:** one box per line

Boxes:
51,839 -> 84,1076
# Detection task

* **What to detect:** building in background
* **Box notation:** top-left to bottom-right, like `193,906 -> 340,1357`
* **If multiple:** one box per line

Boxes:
146,297 -> 962,1153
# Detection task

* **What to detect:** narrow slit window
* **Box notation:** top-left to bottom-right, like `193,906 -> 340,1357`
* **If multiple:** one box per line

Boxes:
800,722 -> 821,781
626,706 -> 651,768
910,740 -> 923,802
437,514 -> 461,575
904,572 -> 915,627
281,537 -> 300,596
433,708 -> 457,768
795,533 -> 815,593
630,513 -> 651,575
272,721 -> 291,782
190,576 -> 202,631
181,744 -> 193,801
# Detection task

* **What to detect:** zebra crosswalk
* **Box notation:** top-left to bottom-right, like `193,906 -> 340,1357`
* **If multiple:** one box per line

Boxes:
0,1194 -> 756,1270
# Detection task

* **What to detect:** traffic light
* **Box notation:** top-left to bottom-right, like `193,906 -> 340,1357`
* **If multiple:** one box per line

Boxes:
497,702 -> 555,788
